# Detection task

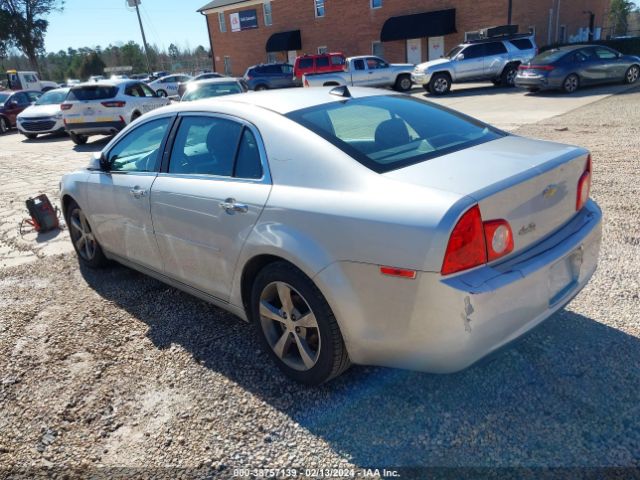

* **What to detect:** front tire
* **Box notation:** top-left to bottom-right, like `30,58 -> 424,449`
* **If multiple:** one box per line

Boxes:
24,133 -> 38,140
69,132 -> 88,145
428,73 -> 451,95
254,84 -> 268,91
251,262 -> 350,385
625,64 -> 639,84
0,117 -> 9,134
66,200 -> 108,269
562,74 -> 580,94
394,74 -> 412,92
156,89 -> 168,97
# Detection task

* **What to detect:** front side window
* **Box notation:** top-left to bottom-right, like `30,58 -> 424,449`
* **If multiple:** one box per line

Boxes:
316,56 -> 330,67
353,59 -> 365,71
298,58 -> 313,69
461,44 -> 485,59
314,0 -> 325,17
366,57 -> 388,69
263,2 -> 272,26
140,83 -> 157,97
218,12 -> 227,32
287,96 -> 503,173
107,118 -> 172,172
26,91 -> 41,102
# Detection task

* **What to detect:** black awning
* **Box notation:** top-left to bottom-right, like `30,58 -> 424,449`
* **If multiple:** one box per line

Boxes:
380,9 -> 456,42
266,30 -> 302,52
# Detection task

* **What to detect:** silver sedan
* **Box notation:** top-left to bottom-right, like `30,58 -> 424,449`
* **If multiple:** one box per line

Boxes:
60,87 -> 602,384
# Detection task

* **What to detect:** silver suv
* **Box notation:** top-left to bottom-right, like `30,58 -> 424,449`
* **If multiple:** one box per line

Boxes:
412,35 -> 538,95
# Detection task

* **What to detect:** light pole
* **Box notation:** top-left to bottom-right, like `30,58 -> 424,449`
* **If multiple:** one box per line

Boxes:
507,0 -> 513,25
127,0 -> 152,75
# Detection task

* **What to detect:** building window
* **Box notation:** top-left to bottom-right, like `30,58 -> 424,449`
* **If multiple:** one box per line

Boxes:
528,25 -> 536,36
218,13 -> 226,33
371,0 -> 382,9
318,46 -> 328,54
559,24 -> 567,43
372,41 -> 384,57
267,52 -> 278,63
315,0 -> 325,18
224,56 -> 232,75
263,2 -> 272,26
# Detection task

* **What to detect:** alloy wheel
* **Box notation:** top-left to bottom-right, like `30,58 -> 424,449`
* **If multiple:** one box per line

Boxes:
68,207 -> 97,261
627,65 -> 639,84
433,77 -> 449,93
0,118 -> 7,134
259,281 -> 321,371
506,68 -> 517,86
564,75 -> 579,93
400,77 -> 412,91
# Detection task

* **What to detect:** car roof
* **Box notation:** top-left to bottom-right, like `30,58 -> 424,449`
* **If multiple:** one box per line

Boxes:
71,80 -> 129,88
191,77 -> 242,85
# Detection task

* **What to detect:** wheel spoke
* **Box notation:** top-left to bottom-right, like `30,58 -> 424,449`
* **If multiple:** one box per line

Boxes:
295,311 -> 317,329
273,331 -> 291,359
276,283 -> 294,314
260,300 -> 285,323
293,334 -> 316,369
75,236 -> 85,251
70,216 -> 83,234
79,212 -> 90,233
84,237 -> 92,258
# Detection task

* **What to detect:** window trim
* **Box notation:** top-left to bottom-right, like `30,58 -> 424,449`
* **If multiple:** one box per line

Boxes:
263,1 -> 272,26
314,0 -> 325,18
159,112 -> 272,185
370,0 -> 382,9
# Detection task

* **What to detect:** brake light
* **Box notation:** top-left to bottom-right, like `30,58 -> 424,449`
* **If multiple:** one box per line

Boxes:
441,205 -> 487,275
304,78 -> 309,87
60,103 -> 72,110
576,154 -> 592,211
380,266 -> 417,279
101,101 -> 126,107
483,220 -> 514,261
519,65 -> 555,71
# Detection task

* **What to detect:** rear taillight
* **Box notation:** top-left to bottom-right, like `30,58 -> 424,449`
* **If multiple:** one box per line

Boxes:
442,205 -> 515,275
576,154 -> 592,211
519,65 -> 554,71
441,205 -> 487,275
483,220 -> 514,261
304,78 -> 309,87
101,101 -> 126,107
60,103 -> 72,110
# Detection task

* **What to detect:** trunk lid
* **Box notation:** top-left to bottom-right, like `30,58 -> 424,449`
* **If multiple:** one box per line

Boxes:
384,135 -> 589,255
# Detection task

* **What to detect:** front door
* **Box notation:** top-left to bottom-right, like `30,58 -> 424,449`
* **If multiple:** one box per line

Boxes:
454,43 -> 485,80
428,36 -> 444,60
86,116 -> 174,271
407,38 -> 422,64
150,114 -> 271,301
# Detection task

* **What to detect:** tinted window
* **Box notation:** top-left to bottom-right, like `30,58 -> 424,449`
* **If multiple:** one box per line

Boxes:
125,84 -> 144,97
181,82 -> 243,101
298,58 -> 314,69
35,89 -> 68,105
461,44 -> 485,59
14,93 -> 30,105
532,49 -> 570,64
485,42 -> 508,55
234,129 -> 263,179
140,83 -> 156,97
107,118 -> 171,172
509,39 -> 533,50
263,65 -> 281,74
446,46 -> 464,59
331,55 -> 345,65
316,56 -> 330,67
287,96 -> 503,173
0,93 -> 12,104
353,59 -> 365,70
572,50 -> 592,62
69,86 -> 118,101
169,116 -> 243,176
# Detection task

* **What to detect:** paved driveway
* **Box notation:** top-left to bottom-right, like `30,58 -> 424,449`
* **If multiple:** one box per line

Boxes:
410,81 -> 637,131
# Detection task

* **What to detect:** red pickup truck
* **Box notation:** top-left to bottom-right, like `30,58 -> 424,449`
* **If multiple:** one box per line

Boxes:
293,53 -> 346,81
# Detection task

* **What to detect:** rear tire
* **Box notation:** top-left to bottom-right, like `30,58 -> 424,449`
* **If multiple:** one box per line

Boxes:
24,133 -> 38,140
625,64 -> 639,84
65,200 -> 108,269
131,111 -> 141,122
251,261 -> 350,385
156,89 -> 168,97
0,117 -> 9,134
428,73 -> 451,95
69,132 -> 88,145
501,63 -> 518,87
394,74 -> 412,92
562,74 -> 580,94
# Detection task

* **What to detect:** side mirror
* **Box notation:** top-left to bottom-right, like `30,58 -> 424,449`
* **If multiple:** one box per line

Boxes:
456,54 -> 465,61
89,152 -> 110,171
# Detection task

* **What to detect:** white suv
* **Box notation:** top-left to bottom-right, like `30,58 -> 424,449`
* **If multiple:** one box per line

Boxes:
147,74 -> 193,98
61,80 -> 170,145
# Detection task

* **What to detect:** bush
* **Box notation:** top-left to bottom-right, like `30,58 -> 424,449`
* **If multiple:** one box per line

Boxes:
541,37 -> 640,56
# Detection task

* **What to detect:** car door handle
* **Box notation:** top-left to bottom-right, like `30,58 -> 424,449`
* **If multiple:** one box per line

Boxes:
129,187 -> 147,199
219,198 -> 249,214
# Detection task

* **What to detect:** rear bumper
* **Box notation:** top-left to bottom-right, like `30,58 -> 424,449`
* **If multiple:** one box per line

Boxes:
315,200 -> 602,373
64,120 -> 125,136
515,74 -> 561,90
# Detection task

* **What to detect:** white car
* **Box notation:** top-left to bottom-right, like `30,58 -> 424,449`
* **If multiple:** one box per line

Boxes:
147,74 -> 193,98
61,80 -> 170,145
17,87 -> 70,139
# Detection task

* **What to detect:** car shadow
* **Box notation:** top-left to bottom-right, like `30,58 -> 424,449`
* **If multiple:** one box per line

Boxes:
523,82 -> 637,98
420,84 -> 522,99
21,132 -> 68,143
79,262 -> 640,469
72,136 -> 112,152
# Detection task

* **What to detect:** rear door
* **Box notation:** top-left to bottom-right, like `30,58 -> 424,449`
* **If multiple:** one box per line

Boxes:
5,92 -> 30,124
483,41 -> 509,77
150,113 -> 271,301
85,116 -> 174,271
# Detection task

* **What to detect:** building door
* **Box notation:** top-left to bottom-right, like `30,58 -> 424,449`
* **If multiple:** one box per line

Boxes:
428,36 -> 444,60
288,50 -> 297,65
406,39 -> 421,64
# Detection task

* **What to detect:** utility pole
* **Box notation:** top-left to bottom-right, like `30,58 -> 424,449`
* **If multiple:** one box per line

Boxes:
507,0 -> 513,25
128,0 -> 152,75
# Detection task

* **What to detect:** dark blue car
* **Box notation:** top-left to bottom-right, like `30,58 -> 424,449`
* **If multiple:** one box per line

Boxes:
242,63 -> 297,91
515,45 -> 640,93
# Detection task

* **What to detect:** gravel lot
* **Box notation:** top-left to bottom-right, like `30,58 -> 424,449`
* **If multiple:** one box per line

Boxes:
1,86 -> 639,479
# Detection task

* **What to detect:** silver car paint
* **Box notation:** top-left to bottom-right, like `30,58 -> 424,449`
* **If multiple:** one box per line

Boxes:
60,87 -> 602,372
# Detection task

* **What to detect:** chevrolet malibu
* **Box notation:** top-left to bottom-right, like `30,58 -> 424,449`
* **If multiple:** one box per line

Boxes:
60,87 -> 601,384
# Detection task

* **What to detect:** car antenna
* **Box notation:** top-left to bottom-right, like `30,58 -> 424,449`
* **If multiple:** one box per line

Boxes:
329,85 -> 351,98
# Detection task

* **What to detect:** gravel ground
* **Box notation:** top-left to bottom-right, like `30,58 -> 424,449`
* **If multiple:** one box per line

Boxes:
1,86 -> 639,479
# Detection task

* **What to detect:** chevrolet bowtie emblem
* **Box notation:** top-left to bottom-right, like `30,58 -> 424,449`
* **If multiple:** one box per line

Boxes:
543,185 -> 559,199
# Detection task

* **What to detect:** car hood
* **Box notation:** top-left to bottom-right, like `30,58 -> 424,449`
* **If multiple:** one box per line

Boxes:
18,104 -> 61,118
416,58 -> 451,71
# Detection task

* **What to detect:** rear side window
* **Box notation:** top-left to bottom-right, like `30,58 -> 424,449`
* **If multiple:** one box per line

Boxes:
263,65 -> 281,74
485,42 -> 508,55
509,39 -> 533,50
69,86 -> 118,101
462,44 -> 485,59
298,58 -> 313,69
287,96 -> 503,173
234,129 -> 263,179
316,56 -> 330,67
331,55 -> 345,65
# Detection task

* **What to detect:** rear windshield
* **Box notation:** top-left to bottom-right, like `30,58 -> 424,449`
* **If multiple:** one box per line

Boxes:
286,95 -> 504,173
182,82 -> 243,101
68,86 -> 118,101
531,49 -> 569,64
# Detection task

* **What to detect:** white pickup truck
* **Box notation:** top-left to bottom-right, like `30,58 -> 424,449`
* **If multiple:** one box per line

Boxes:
303,56 -> 414,92
5,70 -> 59,92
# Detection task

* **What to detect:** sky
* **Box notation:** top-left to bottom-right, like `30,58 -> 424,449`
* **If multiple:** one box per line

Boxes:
44,0 -> 211,53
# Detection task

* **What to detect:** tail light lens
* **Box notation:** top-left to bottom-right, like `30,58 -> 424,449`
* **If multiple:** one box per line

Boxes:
380,266 -> 417,279
60,103 -> 72,110
576,154 -> 592,211
483,220 -> 514,261
101,101 -> 126,108
441,205 -> 487,275
304,78 -> 309,87
519,65 -> 555,71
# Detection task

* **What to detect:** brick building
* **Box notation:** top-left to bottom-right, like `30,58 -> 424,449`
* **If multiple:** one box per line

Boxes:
198,0 -> 611,76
